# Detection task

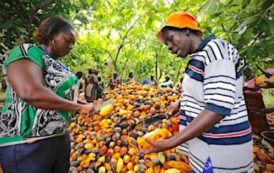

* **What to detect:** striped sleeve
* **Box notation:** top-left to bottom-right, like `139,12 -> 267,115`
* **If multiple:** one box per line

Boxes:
202,39 -> 226,65
203,40 -> 236,116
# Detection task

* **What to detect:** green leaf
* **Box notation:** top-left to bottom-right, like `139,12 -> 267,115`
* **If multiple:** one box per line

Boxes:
1,0 -> 273,78
235,16 -> 258,34
238,25 -> 248,35
200,0 -> 221,15
262,0 -> 274,10
14,26 -> 26,34
269,21 -> 274,34
145,17 -> 152,29
2,20 -> 13,29
242,0 -> 251,9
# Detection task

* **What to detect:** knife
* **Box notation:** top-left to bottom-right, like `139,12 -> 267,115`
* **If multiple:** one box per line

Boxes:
143,111 -> 180,127
94,98 -> 114,112
143,114 -> 168,127
255,64 -> 272,78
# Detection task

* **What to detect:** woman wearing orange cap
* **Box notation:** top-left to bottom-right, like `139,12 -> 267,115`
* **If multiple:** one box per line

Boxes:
142,12 -> 253,172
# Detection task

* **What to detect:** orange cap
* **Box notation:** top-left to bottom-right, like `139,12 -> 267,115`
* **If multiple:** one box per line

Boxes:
157,12 -> 202,43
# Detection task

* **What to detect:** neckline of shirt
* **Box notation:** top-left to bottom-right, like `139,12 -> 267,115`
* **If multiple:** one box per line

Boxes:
195,34 -> 215,52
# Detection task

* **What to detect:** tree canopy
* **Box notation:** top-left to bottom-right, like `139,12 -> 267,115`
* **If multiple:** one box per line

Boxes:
0,0 -> 273,84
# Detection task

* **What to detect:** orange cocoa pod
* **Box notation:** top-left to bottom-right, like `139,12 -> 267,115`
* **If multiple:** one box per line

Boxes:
164,161 -> 192,173
137,128 -> 170,150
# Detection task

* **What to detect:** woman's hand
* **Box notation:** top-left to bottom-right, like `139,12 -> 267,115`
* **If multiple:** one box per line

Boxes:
167,99 -> 180,116
141,138 -> 171,154
79,104 -> 95,114
142,110 -> 224,156
265,79 -> 274,88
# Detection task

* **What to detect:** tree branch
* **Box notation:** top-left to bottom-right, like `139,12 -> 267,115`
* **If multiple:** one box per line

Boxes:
113,16 -> 141,71
221,24 -> 233,43
174,63 -> 183,84
120,55 -> 130,77
98,47 -> 113,61
250,32 -> 262,47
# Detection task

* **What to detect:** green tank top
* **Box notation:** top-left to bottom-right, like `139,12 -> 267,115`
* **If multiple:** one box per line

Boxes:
0,44 -> 78,146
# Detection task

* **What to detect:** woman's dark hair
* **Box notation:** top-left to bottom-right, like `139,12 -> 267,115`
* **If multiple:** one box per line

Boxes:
76,71 -> 83,79
128,72 -> 133,77
162,26 -> 200,36
34,16 -> 73,45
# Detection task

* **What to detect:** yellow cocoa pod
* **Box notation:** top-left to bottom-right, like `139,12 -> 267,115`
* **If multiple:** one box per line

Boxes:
116,158 -> 124,173
88,153 -> 96,160
98,166 -> 106,173
164,168 -> 181,173
84,143 -> 93,150
126,171 -> 134,173
145,167 -> 154,173
99,104 -> 113,117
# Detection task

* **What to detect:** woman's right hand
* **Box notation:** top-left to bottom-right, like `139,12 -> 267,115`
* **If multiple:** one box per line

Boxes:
79,104 -> 94,114
167,99 -> 180,116
140,138 -> 170,154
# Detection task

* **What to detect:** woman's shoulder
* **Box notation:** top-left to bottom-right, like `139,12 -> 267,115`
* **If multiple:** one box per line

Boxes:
7,44 -> 45,57
5,44 -> 46,69
195,38 -> 239,66
26,44 -> 48,58
8,44 -> 41,54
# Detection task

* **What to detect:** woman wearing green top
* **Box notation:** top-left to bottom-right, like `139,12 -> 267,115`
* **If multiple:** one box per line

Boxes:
0,17 -> 94,173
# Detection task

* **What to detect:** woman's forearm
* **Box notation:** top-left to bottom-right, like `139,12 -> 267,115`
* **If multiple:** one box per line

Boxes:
165,109 -> 223,149
22,86 -> 82,112
7,60 -> 85,112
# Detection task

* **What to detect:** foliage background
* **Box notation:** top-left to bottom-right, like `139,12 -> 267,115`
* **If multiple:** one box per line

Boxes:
0,0 -> 273,84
